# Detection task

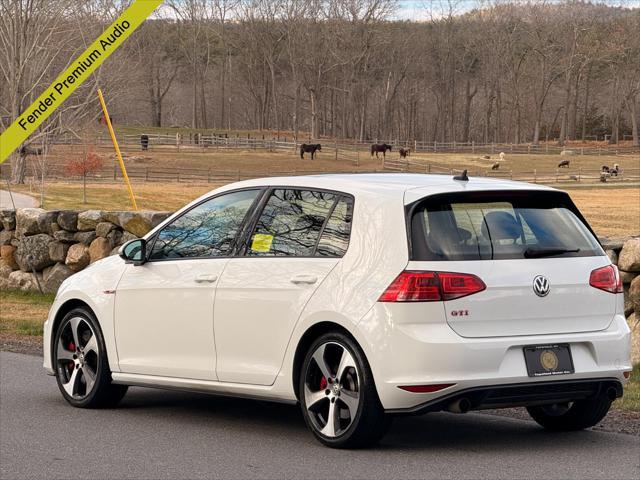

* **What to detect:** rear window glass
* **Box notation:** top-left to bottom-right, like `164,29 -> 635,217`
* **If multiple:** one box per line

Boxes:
409,191 -> 603,261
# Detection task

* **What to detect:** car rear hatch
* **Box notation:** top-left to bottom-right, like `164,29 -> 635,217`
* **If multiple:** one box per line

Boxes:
404,189 -> 619,338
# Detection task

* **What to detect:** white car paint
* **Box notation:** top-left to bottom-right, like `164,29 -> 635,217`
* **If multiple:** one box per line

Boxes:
43,174 -> 632,411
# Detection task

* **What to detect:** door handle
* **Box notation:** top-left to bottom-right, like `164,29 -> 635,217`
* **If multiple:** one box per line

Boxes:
290,274 -> 318,285
195,274 -> 218,283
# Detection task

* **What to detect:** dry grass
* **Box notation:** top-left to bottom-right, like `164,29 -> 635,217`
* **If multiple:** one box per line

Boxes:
13,182 -> 215,211
22,142 -> 640,175
0,289 -> 54,337
569,188 -> 640,237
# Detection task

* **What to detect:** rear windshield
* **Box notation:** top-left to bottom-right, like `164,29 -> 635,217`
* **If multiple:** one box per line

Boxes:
409,190 -> 603,261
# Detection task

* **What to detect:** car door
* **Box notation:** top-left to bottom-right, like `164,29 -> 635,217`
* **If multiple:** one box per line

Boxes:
214,189 -> 354,385
114,189 -> 262,380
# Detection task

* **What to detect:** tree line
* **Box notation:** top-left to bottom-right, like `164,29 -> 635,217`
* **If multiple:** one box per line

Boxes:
1,0 -> 639,183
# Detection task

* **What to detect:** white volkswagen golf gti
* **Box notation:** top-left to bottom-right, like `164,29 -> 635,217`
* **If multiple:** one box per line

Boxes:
43,173 -> 632,448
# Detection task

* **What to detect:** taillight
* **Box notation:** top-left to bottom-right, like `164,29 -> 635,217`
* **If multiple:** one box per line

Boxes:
379,271 -> 486,302
589,265 -> 623,294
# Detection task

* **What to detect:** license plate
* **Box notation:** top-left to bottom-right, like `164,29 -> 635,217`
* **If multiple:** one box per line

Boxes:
523,344 -> 574,377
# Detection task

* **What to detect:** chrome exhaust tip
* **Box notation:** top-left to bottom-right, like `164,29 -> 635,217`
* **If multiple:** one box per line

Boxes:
448,397 -> 471,414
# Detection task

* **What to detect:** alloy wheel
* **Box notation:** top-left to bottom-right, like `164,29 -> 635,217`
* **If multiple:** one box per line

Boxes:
55,317 -> 100,399
303,341 -> 360,438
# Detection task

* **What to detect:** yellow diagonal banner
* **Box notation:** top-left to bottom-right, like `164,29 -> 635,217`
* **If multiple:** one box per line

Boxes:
0,0 -> 163,164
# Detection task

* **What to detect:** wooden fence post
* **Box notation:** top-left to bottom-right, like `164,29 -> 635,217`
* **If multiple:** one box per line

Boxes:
534,169 -> 537,183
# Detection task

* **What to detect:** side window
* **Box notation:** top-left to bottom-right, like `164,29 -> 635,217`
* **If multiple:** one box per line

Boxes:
316,196 -> 353,257
248,189 -> 337,257
149,189 -> 260,260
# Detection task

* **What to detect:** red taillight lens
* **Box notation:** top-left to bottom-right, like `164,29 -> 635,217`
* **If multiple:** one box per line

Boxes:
379,271 -> 486,302
438,272 -> 487,300
589,265 -> 623,294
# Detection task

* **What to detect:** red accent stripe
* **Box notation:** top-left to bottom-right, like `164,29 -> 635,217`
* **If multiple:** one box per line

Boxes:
398,383 -> 456,393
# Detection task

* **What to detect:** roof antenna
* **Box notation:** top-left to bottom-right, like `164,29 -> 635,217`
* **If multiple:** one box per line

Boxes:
453,169 -> 469,182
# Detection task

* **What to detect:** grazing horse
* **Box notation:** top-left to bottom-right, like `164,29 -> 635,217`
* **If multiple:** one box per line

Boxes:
371,143 -> 392,158
610,163 -> 620,176
558,160 -> 570,168
300,143 -> 321,160
399,148 -> 410,158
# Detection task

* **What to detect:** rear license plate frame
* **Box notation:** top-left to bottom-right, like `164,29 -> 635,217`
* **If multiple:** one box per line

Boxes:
523,344 -> 574,377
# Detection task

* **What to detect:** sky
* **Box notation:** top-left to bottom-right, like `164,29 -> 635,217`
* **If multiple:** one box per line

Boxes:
394,0 -> 640,20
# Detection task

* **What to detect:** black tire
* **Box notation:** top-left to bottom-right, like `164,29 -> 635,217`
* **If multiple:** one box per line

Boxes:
526,396 -> 612,431
298,332 -> 391,448
53,307 -> 128,408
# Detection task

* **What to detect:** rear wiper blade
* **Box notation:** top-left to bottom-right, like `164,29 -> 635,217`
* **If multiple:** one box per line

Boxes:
524,247 -> 580,258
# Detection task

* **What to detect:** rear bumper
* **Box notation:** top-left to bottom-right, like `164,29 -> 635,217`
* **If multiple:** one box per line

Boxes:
386,377 -> 623,415
358,305 -> 632,411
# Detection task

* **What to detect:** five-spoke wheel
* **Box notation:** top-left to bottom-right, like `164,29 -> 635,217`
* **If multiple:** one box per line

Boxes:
304,341 -> 361,438
56,316 -> 100,399
300,332 -> 390,448
54,307 -> 127,408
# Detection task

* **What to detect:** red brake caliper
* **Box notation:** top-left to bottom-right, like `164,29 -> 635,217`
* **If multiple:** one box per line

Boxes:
67,342 -> 76,371
319,376 -> 327,390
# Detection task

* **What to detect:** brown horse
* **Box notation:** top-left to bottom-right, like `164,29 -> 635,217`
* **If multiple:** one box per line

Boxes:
399,148 -> 410,158
371,143 -> 392,158
300,144 -> 321,160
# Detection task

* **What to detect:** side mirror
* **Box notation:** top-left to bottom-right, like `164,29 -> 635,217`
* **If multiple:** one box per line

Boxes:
119,238 -> 147,266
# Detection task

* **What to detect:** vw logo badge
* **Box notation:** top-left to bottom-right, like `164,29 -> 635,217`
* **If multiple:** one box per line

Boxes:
533,275 -> 550,297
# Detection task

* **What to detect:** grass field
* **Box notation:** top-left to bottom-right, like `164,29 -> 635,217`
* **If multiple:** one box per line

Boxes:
0,289 -> 55,337
23,143 -> 640,175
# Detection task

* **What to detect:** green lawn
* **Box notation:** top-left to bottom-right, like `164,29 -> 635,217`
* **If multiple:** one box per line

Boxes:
618,363 -> 640,412
0,289 -> 55,336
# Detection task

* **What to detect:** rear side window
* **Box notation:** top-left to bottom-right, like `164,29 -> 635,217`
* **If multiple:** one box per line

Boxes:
409,191 -> 603,261
316,197 -> 354,257
247,189 -> 353,257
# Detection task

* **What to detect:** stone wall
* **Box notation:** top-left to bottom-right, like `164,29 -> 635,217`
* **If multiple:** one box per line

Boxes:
0,208 -> 170,294
0,208 -> 638,363
601,236 -> 640,364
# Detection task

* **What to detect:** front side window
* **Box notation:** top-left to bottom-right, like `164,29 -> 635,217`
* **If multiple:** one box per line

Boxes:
149,189 -> 260,260
410,191 -> 602,261
247,189 -> 352,257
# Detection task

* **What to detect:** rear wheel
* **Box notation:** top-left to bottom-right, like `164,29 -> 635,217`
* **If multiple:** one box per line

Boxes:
54,307 -> 127,408
299,332 -> 390,448
526,396 -> 612,431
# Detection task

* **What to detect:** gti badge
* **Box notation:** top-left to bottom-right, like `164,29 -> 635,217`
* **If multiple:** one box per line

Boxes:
533,275 -> 550,297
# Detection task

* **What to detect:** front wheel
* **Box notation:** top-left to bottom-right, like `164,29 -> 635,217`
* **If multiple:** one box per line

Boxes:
299,332 -> 391,448
53,307 -> 128,408
526,395 -> 612,431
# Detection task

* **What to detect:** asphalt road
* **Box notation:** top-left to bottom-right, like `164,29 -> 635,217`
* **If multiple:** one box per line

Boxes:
1,351 -> 638,480
0,190 -> 37,209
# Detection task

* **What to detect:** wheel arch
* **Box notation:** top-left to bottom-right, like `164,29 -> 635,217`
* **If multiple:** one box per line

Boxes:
291,321 -> 368,401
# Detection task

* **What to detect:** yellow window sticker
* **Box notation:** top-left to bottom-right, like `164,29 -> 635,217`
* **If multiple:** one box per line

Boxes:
251,234 -> 273,253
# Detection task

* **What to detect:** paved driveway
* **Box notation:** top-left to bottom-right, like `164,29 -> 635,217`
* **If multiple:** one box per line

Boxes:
0,189 -> 37,209
1,351 -> 638,480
